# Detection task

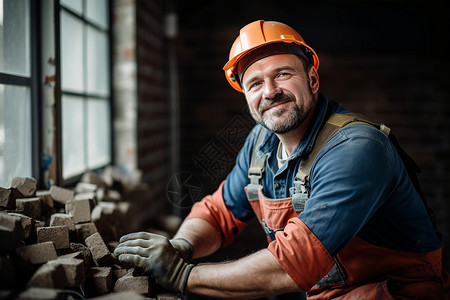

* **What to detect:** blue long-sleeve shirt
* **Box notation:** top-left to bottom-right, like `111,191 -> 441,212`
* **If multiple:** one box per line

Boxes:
222,93 -> 441,256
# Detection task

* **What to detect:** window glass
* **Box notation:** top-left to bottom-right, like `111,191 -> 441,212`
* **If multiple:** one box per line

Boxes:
86,0 -> 108,29
60,0 -> 82,15
60,10 -> 84,92
62,95 -> 85,178
0,84 -> 32,187
87,26 -> 109,96
87,98 -> 110,168
60,0 -> 111,180
0,0 -> 30,76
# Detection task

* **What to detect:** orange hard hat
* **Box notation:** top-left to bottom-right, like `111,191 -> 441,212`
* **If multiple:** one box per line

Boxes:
223,20 -> 319,92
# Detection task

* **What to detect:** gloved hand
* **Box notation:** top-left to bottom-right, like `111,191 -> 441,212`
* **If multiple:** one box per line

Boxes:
114,232 -> 194,294
170,238 -> 194,262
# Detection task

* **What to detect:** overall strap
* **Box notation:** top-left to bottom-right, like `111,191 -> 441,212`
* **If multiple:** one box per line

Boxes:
246,127 -> 268,201
292,113 -> 389,212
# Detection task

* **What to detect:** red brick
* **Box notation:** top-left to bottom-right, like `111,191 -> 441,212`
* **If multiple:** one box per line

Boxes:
69,243 -> 92,271
49,213 -> 75,231
86,267 -> 112,296
48,257 -> 85,287
113,273 -> 151,294
36,190 -> 55,217
89,291 -> 147,300
75,222 -> 98,242
85,232 -> 113,266
11,177 -> 37,197
16,242 -> 57,264
27,262 -> 66,288
17,287 -> 62,300
16,197 -> 41,219
0,187 -> 15,209
37,226 -> 70,249
65,198 -> 91,223
0,212 -> 25,254
49,186 -> 74,205
157,294 -> 182,300
8,212 -> 35,239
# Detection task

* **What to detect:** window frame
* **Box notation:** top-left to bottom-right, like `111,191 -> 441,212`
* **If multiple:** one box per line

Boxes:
0,0 -> 41,187
54,0 -> 114,186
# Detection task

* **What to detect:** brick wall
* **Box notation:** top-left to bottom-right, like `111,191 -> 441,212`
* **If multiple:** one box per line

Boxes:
135,0 -> 171,220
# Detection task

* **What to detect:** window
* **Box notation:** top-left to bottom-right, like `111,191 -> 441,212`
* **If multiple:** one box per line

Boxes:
0,0 -> 37,187
58,0 -> 111,180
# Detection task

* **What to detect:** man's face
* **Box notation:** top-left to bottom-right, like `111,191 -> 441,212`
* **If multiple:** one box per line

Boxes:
242,54 -> 318,134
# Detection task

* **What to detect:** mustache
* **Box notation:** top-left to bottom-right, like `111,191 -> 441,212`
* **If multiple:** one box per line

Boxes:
258,93 -> 295,113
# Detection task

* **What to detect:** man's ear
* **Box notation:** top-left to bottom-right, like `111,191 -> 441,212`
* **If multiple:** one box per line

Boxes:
308,66 -> 319,94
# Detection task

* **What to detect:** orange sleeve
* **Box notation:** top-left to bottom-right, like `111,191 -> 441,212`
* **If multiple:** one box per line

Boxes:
185,181 -> 248,247
268,218 -> 334,290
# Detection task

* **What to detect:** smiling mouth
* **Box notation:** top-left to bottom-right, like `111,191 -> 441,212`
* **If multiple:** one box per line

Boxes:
261,100 -> 291,113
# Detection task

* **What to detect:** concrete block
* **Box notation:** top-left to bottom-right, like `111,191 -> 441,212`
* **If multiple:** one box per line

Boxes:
74,191 -> 97,206
65,198 -> 91,223
50,213 -> 75,231
16,242 -> 58,264
8,212 -> 35,239
91,202 -> 118,241
0,187 -> 15,209
36,190 -> 55,217
91,205 -> 103,223
86,267 -> 112,296
0,211 -> 25,254
85,232 -> 113,266
0,255 -> 17,289
28,261 -> 66,288
69,243 -> 92,271
11,177 -> 37,197
105,189 -> 122,202
16,197 -> 41,219
48,257 -> 85,287
49,186 -> 74,205
89,291 -> 147,300
74,192 -> 97,213
17,287 -> 66,300
114,273 -> 151,294
157,294 -> 182,300
37,226 -> 70,249
96,188 -> 105,202
81,172 -> 108,190
75,182 -> 98,194
112,268 -> 128,281
75,222 -> 98,242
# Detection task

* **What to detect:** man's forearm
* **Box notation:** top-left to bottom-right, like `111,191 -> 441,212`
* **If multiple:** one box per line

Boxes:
186,248 -> 300,299
173,217 -> 222,259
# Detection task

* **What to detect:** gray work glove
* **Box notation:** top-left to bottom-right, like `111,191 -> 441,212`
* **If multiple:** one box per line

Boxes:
170,238 -> 194,262
114,232 -> 195,294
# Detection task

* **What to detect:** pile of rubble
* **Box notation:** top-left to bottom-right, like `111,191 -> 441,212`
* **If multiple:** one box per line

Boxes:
0,169 -> 182,300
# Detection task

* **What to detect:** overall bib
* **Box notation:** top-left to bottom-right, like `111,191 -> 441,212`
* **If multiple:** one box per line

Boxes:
245,185 -> 448,299
243,114 -> 449,299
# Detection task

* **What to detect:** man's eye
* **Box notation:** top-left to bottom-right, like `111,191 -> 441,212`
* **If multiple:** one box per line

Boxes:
248,81 -> 262,90
278,72 -> 291,78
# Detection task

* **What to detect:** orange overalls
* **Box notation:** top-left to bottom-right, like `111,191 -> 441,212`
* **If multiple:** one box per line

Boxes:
186,114 -> 450,299
247,184 -> 449,299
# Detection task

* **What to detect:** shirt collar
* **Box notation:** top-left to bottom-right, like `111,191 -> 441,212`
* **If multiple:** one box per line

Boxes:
256,92 -> 330,159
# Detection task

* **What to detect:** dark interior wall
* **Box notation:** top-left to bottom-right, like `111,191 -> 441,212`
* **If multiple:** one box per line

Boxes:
170,0 -> 450,267
135,0 -> 171,220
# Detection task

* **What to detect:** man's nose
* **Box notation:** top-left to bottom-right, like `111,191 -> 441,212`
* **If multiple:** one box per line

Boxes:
263,79 -> 282,100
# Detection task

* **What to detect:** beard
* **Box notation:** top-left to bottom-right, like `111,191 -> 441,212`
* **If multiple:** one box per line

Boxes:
252,90 -> 315,134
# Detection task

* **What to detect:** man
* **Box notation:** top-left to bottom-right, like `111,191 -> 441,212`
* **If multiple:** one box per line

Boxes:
114,20 -> 449,299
